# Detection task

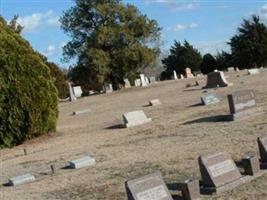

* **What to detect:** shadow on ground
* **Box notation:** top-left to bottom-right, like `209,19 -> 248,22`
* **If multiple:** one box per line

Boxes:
183,115 -> 231,124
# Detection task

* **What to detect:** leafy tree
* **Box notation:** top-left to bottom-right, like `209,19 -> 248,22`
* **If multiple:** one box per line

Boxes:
161,40 -> 202,79
229,15 -> 267,69
0,16 -> 58,147
60,0 -> 161,91
200,53 -> 217,74
215,51 -> 233,70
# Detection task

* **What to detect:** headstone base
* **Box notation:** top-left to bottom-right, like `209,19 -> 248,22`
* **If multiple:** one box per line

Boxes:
226,106 -> 263,121
125,118 -> 152,128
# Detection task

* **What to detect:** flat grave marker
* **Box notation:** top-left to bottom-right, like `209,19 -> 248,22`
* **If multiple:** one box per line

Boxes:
125,171 -> 173,200
149,99 -> 162,106
9,174 -> 35,186
201,93 -> 220,105
248,68 -> 260,75
123,110 -> 151,128
72,108 -> 91,115
69,155 -> 96,169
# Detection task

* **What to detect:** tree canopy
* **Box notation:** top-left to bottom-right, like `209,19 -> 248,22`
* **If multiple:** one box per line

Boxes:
200,53 -> 217,74
0,16 -> 58,147
229,15 -> 267,69
161,40 -> 202,79
61,0 -> 161,90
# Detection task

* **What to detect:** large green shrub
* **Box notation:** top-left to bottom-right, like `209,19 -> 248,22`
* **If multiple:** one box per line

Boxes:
0,17 -> 58,147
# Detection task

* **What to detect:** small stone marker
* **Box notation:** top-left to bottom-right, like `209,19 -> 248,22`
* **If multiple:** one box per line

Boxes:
242,155 -> 260,176
196,79 -> 206,87
179,179 -> 200,200
69,155 -> 96,169
204,71 -> 232,88
73,86 -> 83,98
124,79 -> 131,88
72,108 -> 91,115
149,76 -> 156,84
103,83 -> 113,93
227,90 -> 262,121
173,70 -> 178,80
198,152 -> 242,188
227,67 -> 234,72
125,171 -> 173,200
23,148 -> 27,156
248,68 -> 260,75
185,67 -> 194,78
145,77 -> 149,85
149,99 -> 162,106
201,93 -> 220,105
179,74 -> 184,79
68,82 -> 77,101
140,74 -> 148,87
258,136 -> 267,163
135,79 -> 141,87
50,164 -> 56,174
9,174 -> 35,186
123,110 -> 151,128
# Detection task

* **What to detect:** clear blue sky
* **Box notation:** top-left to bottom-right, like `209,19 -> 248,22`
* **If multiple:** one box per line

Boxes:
1,0 -> 267,68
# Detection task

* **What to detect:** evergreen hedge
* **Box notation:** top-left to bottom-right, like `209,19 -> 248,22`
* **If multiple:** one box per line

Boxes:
0,17 -> 58,147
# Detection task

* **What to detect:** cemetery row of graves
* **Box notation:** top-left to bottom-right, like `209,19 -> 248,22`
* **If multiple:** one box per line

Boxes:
2,67 -> 266,199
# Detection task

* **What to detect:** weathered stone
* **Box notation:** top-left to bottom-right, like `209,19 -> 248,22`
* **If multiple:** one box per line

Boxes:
73,86 -> 83,98
72,109 -> 91,115
173,70 -> 178,80
125,171 -> 172,200
103,83 -> 113,93
201,93 -> 220,105
149,99 -> 162,106
204,71 -> 232,88
135,79 -> 141,87
179,179 -> 200,200
185,67 -> 194,78
9,174 -> 35,186
149,76 -> 156,84
248,68 -> 260,75
258,136 -> 267,163
140,74 -> 148,87
198,152 -> 242,188
179,74 -> 184,79
69,156 -> 96,169
68,82 -> 77,101
196,79 -> 206,87
227,90 -> 263,121
124,79 -> 131,88
145,77 -> 149,85
227,67 -> 235,72
242,155 -> 260,176
123,110 -> 151,128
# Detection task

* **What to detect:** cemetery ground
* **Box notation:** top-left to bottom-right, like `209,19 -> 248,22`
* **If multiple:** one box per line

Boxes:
0,70 -> 267,200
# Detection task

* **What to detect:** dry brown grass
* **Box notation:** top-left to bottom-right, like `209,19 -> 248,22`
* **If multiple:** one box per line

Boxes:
0,69 -> 267,200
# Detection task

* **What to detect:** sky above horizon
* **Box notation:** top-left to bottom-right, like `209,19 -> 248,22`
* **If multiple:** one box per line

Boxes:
1,0 -> 267,68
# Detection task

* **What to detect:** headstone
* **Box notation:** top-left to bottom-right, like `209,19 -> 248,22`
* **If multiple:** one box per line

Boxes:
145,77 -> 150,85
242,155 -> 260,176
179,179 -> 200,200
149,99 -> 162,106
227,67 -> 235,72
72,108 -> 91,115
89,90 -> 96,95
248,68 -> 260,75
196,79 -> 206,87
204,71 -> 232,88
69,155 -> 96,169
198,152 -> 242,188
123,110 -> 151,128
179,74 -> 184,79
135,79 -> 141,87
73,86 -> 83,98
140,74 -> 148,87
149,76 -> 156,84
173,70 -> 178,80
9,174 -> 35,186
124,79 -> 131,88
68,82 -> 77,101
125,171 -> 172,200
227,90 -> 262,121
185,67 -> 194,78
201,93 -> 220,105
258,136 -> 267,163
103,83 -> 113,93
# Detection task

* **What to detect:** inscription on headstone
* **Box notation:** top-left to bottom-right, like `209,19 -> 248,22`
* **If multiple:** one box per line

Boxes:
123,110 -> 151,128
198,152 -> 242,188
201,93 -> 220,105
125,171 -> 172,200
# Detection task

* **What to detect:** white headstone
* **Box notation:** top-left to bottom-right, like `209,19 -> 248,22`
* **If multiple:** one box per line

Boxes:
173,70 -> 178,80
73,108 -> 91,115
124,79 -> 131,88
140,74 -> 148,87
103,83 -> 113,93
68,82 -> 77,101
179,74 -> 184,79
135,79 -> 141,87
248,68 -> 260,75
9,174 -> 35,186
145,77 -> 149,85
73,86 -> 83,98
123,110 -> 152,128
149,76 -> 156,84
149,99 -> 162,106
69,156 -> 96,169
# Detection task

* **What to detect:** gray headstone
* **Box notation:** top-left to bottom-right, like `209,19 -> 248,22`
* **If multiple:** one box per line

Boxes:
73,86 -> 83,98
123,110 -> 151,128
9,174 -> 35,186
149,76 -> 156,84
248,68 -> 260,75
204,71 -> 232,88
125,171 -> 173,200
258,136 -> 267,163
201,93 -> 220,105
124,79 -> 131,88
149,99 -> 162,106
69,155 -> 96,169
198,152 -> 242,188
